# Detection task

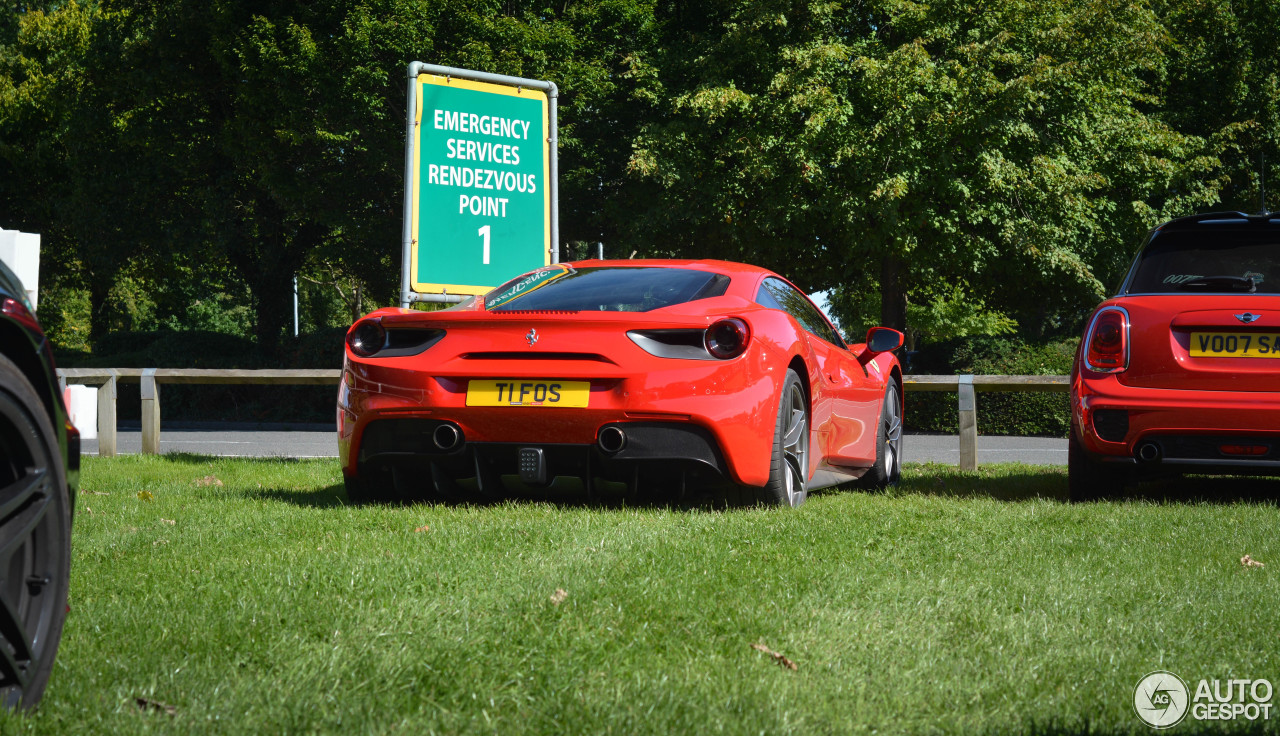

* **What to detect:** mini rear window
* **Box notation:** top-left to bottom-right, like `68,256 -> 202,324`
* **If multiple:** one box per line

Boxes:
1125,230 -> 1280,294
484,266 -> 730,312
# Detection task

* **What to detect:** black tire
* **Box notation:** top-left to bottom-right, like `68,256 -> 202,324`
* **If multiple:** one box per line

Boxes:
1067,433 -> 1125,502
344,465 -> 423,505
754,369 -> 809,507
859,381 -> 903,489
0,354 -> 72,709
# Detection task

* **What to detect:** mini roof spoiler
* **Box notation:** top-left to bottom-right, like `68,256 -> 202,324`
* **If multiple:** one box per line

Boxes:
1155,211 -> 1280,230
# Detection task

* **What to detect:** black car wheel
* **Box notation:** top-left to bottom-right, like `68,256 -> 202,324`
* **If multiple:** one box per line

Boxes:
1067,432 -> 1126,502
0,354 -> 72,709
757,369 -> 809,507
859,381 -> 903,488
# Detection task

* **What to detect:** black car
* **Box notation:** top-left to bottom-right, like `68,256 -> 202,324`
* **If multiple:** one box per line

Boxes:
0,258 -> 76,708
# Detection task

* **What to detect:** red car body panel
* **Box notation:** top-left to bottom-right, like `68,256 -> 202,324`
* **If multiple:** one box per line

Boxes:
339,259 -> 901,492
1071,213 -> 1280,481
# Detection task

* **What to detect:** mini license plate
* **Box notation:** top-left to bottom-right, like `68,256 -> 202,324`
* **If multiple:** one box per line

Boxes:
1190,332 -> 1280,358
465,380 -> 590,407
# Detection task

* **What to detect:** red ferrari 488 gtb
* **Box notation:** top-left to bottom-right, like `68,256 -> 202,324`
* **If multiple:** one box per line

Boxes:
338,260 -> 904,507
1070,211 -> 1280,500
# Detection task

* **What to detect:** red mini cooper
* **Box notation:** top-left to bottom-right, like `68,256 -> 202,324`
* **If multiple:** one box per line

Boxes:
1070,211 -> 1280,500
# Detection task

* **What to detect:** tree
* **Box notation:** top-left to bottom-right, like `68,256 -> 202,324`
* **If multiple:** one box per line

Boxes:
1154,0 -> 1280,214
83,0 -> 650,349
627,0 -> 1223,334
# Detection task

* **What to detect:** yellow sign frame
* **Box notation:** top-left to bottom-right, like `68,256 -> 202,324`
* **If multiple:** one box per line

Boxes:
408,73 -> 552,297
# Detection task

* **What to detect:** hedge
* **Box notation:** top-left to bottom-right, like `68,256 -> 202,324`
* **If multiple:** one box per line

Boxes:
904,336 -> 1078,437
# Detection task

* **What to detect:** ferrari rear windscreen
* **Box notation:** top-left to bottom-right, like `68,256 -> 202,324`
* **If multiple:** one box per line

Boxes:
1126,230 -> 1280,294
485,267 -> 730,312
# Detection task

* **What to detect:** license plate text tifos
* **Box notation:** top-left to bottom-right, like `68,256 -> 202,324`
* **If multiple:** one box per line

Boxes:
465,380 -> 590,407
1190,332 -> 1280,358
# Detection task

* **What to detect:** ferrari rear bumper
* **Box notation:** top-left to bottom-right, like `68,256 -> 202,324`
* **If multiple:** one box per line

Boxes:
351,417 -> 733,494
338,353 -> 782,487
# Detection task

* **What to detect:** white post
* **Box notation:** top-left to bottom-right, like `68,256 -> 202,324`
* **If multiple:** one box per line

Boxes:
0,230 -> 39,310
293,275 -> 299,337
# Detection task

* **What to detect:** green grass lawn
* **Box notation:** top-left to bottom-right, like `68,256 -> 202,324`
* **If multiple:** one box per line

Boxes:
3,456 -> 1278,734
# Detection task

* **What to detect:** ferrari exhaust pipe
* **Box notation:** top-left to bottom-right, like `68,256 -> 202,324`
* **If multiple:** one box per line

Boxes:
1136,441 -> 1161,463
432,423 -> 463,452
598,426 -> 626,454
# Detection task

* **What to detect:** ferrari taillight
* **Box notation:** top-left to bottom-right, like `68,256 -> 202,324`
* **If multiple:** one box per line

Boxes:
704,318 -> 750,359
348,319 -> 386,357
347,320 -> 445,358
1084,307 -> 1129,373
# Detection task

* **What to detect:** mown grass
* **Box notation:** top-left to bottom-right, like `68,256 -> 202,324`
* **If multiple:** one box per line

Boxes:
3,457 -> 1278,735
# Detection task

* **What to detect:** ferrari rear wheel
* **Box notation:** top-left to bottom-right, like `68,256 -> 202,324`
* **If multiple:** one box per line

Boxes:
757,369 -> 809,508
859,381 -> 902,488
0,354 -> 72,709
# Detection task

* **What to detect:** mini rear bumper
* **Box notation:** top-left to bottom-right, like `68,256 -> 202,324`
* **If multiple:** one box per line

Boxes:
1073,374 -> 1280,472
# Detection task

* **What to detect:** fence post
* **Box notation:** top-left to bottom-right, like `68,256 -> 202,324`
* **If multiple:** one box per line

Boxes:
958,374 -> 977,471
141,368 -> 160,454
97,371 -> 117,457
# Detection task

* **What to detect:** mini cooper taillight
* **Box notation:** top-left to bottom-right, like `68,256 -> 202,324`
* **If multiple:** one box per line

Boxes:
704,318 -> 750,359
1084,307 -> 1129,373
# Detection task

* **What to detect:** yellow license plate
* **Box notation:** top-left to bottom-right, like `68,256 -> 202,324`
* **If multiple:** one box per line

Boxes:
465,380 -> 590,407
1190,332 -> 1280,358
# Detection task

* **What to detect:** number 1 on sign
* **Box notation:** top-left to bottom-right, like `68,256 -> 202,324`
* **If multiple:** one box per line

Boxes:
478,225 -> 491,265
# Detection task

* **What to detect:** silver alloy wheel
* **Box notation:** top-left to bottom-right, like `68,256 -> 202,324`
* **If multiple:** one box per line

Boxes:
781,381 -> 809,505
884,384 -> 902,483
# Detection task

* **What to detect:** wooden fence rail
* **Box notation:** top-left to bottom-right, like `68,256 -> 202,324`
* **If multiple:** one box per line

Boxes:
56,368 -> 1070,469
57,368 -> 341,457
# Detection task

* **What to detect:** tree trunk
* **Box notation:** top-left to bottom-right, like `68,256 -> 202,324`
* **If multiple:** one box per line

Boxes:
250,270 -> 294,353
87,276 -> 113,349
879,254 -> 908,332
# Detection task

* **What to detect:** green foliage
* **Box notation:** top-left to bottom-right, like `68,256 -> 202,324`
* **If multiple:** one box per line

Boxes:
1155,0 -> 1280,213
4,0 -> 1278,358
626,0 -> 1226,331
908,336 -> 1078,436
830,279 -> 1017,346
34,275 -> 91,354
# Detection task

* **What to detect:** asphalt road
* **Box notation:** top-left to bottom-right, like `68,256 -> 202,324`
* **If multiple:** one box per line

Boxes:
80,424 -> 1068,465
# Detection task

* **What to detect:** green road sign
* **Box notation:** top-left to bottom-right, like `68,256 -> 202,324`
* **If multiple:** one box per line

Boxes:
407,73 -> 551,296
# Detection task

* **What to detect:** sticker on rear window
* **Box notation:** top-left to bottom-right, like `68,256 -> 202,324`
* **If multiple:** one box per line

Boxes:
484,266 -> 572,310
